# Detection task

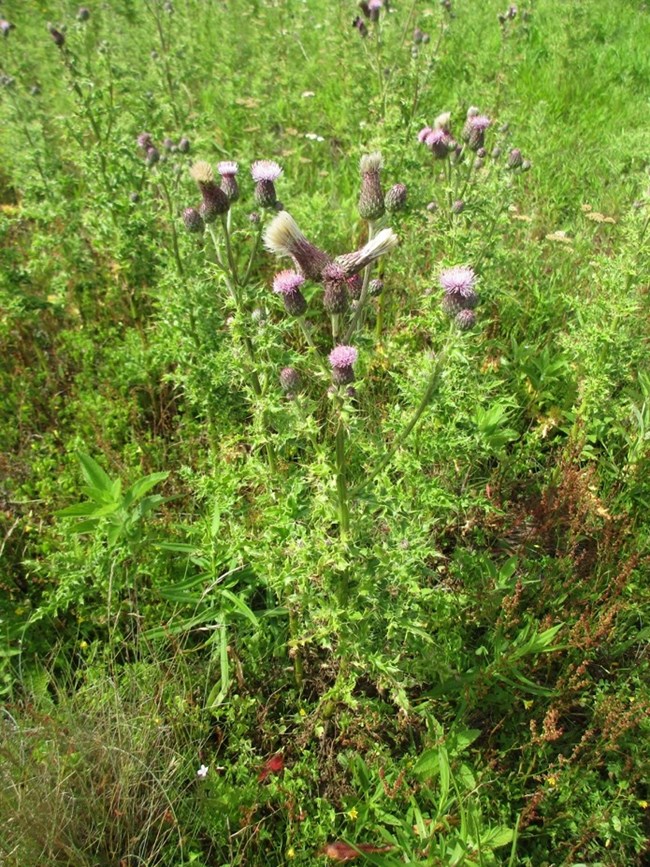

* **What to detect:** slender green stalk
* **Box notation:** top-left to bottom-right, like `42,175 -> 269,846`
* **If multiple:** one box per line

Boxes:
335,409 -> 351,605
351,340 -> 450,497
158,173 -> 184,277
297,317 -> 330,376
220,213 -> 240,286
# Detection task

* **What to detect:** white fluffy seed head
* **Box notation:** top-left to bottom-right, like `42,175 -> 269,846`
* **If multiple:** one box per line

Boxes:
264,211 -> 307,257
359,226 -> 398,260
359,152 -> 383,174
190,160 -> 214,184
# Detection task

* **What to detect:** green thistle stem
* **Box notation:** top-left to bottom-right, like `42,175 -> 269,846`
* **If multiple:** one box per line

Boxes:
344,221 -> 376,342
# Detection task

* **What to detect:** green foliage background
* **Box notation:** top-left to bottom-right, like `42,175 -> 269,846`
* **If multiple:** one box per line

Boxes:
1,1 -> 649,865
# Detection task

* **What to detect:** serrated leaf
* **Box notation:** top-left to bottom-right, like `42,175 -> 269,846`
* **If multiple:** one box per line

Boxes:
77,452 -> 113,493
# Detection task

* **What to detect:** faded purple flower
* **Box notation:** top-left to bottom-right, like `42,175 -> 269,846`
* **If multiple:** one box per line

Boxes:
347,274 -> 363,300
358,152 -> 385,221
178,137 -> 191,154
353,16 -> 369,37
507,148 -> 523,169
218,161 -> 239,201
1,19 -> 15,37
451,199 -> 465,214
251,160 -> 282,208
280,366 -> 301,394
322,263 -> 349,315
145,146 -> 160,167
466,115 -> 491,150
137,132 -> 154,151
48,25 -> 65,47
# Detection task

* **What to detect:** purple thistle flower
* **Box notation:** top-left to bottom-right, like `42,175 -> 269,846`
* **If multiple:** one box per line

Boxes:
251,160 -> 282,208
439,265 -> 477,298
145,146 -> 160,167
329,345 -> 358,385
418,126 -> 433,143
251,160 -> 282,182
451,199 -> 465,214
137,132 -> 154,151
369,0 -> 383,22
218,161 -> 240,201
178,137 -> 191,154
465,115 -> 491,151
190,161 -> 229,219
425,128 -> 451,159
273,270 -> 307,317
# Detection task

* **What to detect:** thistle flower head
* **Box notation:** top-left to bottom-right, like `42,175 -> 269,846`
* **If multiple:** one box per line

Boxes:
273,270 -> 305,295
218,161 -> 239,177
264,211 -> 332,280
1,19 -> 15,36
359,152 -> 383,175
456,309 -> 476,330
425,128 -> 451,159
182,207 -> 204,233
251,160 -> 283,182
329,345 -> 358,369
385,183 -> 407,213
77,8 -> 91,22
439,265 -> 477,298
49,25 -> 65,47
347,274 -> 363,300
353,15 -> 369,36
178,137 -> 191,154
507,147 -> 523,168
418,126 -> 433,143
466,106 -> 480,118
190,160 -> 215,185
469,115 -> 491,132
329,345 -> 358,385
322,263 -> 349,314
137,132 -> 154,150
145,146 -> 160,167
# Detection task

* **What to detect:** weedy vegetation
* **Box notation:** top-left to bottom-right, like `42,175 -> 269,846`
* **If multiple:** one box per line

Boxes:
1,1 -> 649,865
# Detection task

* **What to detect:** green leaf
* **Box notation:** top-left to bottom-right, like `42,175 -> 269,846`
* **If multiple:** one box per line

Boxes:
124,472 -> 169,507
77,452 -> 113,494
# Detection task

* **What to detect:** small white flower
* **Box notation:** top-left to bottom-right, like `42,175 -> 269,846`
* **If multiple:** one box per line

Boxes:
301,90 -> 316,98
304,133 -> 325,142
197,764 -> 209,779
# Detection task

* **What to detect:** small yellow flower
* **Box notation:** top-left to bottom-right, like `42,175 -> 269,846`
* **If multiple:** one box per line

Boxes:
299,708 -> 307,717
287,846 -> 296,859
547,775 -> 557,787
638,800 -> 648,809
347,807 -> 359,820
79,640 -> 88,650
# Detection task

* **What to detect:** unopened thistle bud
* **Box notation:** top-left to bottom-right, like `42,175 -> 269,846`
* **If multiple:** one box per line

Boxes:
163,137 -> 175,152
322,263 -> 349,315
329,345 -> 358,386
145,146 -> 160,166
358,152 -> 385,220
413,26 -> 424,44
218,161 -> 240,202
1,19 -> 15,37
521,159 -> 532,172
191,160 -> 229,220
353,16 -> 369,37
335,227 -> 398,277
347,274 -> 363,300
507,147 -> 523,169
273,270 -> 308,317
178,137 -> 190,154
280,366 -> 301,394
466,115 -> 491,151
385,183 -> 407,213
48,25 -> 65,47
251,160 -> 282,208
359,1 -> 371,17
456,309 -> 476,330
183,207 -> 204,233
77,7 -> 91,22
137,132 -> 154,151
492,146 -> 502,159
264,211 -> 332,280
369,278 -> 384,297
249,212 -> 261,224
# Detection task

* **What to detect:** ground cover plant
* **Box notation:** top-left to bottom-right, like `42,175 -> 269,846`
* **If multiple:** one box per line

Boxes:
1,0 -> 649,864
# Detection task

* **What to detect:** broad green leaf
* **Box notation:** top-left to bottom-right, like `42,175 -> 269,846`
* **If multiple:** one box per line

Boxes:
77,452 -> 113,493
124,472 -> 169,506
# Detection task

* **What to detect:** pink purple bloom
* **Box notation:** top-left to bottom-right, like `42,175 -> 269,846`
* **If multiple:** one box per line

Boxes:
272,270 -> 307,316
218,161 -> 239,201
280,366 -> 301,394
418,126 -> 433,143
456,309 -> 476,330
251,160 -> 282,182
1,19 -> 15,37
329,345 -> 358,385
218,161 -> 239,177
322,263 -> 349,314
466,115 -> 491,150
439,266 -> 477,298
425,128 -> 451,159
